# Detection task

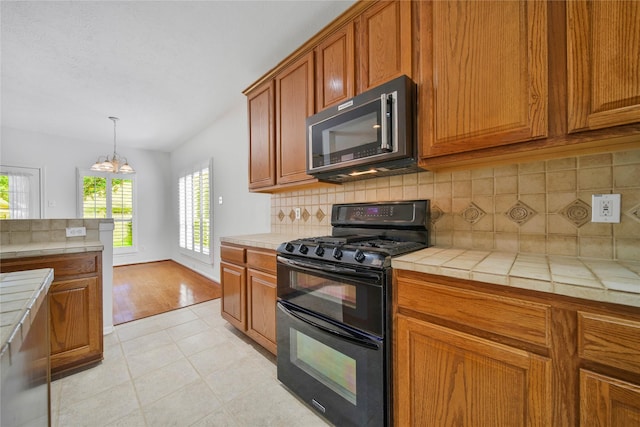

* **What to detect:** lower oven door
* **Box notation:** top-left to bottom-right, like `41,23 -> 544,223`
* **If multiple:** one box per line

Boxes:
277,301 -> 385,427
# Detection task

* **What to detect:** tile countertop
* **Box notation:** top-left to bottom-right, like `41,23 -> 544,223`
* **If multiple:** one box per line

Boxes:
221,233 -> 308,250
0,268 -> 54,359
393,247 -> 640,308
221,233 -> 640,308
0,240 -> 104,259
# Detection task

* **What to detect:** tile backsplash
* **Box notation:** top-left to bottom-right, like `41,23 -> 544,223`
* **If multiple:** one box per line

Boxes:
271,149 -> 640,261
0,219 -> 109,245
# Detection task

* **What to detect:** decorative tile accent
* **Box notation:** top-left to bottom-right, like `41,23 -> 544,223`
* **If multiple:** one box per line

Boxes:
626,202 -> 640,224
301,209 -> 310,222
315,208 -> 326,222
460,202 -> 486,224
505,201 -> 537,225
558,199 -> 591,227
288,210 -> 296,222
277,210 -> 285,222
431,204 -> 444,223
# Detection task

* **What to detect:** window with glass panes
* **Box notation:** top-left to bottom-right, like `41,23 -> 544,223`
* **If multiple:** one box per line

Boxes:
178,163 -> 211,259
81,174 -> 134,249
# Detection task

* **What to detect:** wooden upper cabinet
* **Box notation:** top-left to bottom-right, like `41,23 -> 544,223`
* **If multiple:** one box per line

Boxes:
419,0 -> 548,158
358,0 -> 412,92
315,22 -> 355,110
275,52 -> 315,185
247,80 -> 275,189
567,0 -> 640,133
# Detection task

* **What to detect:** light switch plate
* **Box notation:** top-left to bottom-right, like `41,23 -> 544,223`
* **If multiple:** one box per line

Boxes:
592,194 -> 621,223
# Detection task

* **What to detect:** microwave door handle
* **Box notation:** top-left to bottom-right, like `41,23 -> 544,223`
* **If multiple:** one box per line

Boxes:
380,94 -> 392,152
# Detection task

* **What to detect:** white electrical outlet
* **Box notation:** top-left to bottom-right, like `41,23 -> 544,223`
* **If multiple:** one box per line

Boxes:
592,194 -> 621,223
65,227 -> 86,237
218,196 -> 223,205
294,207 -> 301,220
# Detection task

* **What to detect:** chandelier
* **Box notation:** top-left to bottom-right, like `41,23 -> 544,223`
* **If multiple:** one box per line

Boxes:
90,117 -> 135,174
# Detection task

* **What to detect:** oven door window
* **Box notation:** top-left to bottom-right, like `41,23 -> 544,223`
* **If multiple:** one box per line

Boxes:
292,329 -> 357,405
277,259 -> 384,337
277,302 -> 385,427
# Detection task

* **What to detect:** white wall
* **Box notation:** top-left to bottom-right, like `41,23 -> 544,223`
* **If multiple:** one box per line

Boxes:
170,96 -> 271,282
0,126 -> 172,265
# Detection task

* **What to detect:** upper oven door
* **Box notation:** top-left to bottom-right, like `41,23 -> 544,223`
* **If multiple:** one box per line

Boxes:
277,256 -> 385,337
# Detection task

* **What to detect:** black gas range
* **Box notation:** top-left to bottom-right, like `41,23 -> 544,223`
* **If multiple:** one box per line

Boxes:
277,200 -> 430,269
275,200 -> 430,427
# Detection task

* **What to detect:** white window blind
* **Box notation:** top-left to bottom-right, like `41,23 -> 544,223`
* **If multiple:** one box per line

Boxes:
178,162 -> 211,260
80,172 -> 135,250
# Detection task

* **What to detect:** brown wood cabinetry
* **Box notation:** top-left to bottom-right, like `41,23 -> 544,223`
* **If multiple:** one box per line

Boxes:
418,0 -> 548,158
0,252 -> 103,376
315,22 -> 355,111
357,0 -> 412,93
394,269 -> 640,426
247,81 -> 275,190
220,243 -> 277,354
567,0 -> 640,133
396,315 -> 552,426
275,52 -> 316,186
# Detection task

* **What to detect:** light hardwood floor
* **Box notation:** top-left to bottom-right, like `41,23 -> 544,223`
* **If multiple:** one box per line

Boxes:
113,260 -> 221,325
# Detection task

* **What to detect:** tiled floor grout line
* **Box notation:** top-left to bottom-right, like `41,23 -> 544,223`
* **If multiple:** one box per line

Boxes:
53,300 -> 327,426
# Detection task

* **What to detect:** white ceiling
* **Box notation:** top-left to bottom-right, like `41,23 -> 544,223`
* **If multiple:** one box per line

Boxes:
1,0 -> 356,152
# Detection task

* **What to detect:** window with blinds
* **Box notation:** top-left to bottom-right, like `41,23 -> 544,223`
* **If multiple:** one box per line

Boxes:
178,162 -> 211,260
80,173 -> 135,250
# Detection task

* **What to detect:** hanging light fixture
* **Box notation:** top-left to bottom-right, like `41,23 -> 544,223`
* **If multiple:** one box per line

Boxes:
90,116 -> 135,174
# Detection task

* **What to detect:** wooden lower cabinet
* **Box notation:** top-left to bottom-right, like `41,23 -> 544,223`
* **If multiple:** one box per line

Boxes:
220,261 -> 246,331
220,243 -> 277,354
0,252 -> 103,376
580,370 -> 640,427
396,314 -> 551,426
246,268 -> 277,354
395,269 -> 640,427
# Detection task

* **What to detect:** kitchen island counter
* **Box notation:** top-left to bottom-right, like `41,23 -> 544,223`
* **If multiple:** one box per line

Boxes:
0,240 -> 104,260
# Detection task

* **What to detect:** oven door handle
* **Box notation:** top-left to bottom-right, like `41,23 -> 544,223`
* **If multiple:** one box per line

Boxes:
278,302 -> 381,350
277,256 -> 382,281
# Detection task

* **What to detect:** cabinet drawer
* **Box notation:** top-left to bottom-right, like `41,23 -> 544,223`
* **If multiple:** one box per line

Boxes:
0,252 -> 99,280
397,276 -> 552,347
220,245 -> 246,264
246,249 -> 276,275
578,312 -> 640,375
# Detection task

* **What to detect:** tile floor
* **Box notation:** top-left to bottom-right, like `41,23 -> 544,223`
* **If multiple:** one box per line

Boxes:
51,299 -> 330,426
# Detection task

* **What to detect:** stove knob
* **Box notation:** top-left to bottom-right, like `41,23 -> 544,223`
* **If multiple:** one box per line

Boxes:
299,244 -> 309,254
354,249 -> 366,263
284,242 -> 294,252
332,247 -> 343,260
314,246 -> 325,257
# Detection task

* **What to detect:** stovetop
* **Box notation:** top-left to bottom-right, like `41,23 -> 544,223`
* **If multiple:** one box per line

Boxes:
277,201 -> 431,268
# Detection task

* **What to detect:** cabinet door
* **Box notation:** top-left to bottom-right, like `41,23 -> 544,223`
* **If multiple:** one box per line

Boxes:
419,0 -> 548,157
246,268 -> 277,355
220,261 -> 246,331
315,22 -> 355,110
247,80 -> 276,189
567,0 -> 640,132
358,0 -> 412,92
275,52 -> 315,185
396,314 -> 552,426
580,370 -> 640,426
49,277 -> 103,374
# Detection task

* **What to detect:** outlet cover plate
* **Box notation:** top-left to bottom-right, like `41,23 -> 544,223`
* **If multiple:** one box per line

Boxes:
66,227 -> 87,237
592,194 -> 621,223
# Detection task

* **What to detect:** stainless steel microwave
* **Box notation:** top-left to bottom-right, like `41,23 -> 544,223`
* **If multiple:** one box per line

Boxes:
306,75 -> 421,183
